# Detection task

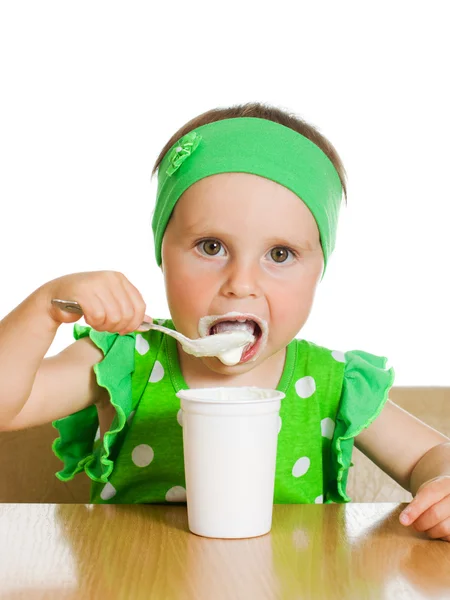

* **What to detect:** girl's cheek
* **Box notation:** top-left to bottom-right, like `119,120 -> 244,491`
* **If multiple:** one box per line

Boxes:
178,268 -> 212,292
168,271 -> 212,310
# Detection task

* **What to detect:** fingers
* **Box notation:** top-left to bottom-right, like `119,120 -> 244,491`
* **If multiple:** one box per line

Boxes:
87,287 -> 132,334
400,477 -> 450,526
118,277 -> 149,333
82,292 -> 111,330
63,271 -> 150,335
421,516 -> 450,541
400,476 -> 450,542
412,492 -> 450,531
410,494 -> 450,537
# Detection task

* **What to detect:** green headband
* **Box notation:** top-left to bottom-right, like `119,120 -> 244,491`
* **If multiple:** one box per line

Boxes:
152,117 -> 343,274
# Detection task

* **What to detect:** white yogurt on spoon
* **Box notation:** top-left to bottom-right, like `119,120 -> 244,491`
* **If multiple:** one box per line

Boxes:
198,312 -> 268,366
186,329 -> 255,365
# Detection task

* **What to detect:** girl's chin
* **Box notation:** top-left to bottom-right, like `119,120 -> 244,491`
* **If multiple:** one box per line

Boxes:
198,330 -> 268,371
200,352 -> 263,372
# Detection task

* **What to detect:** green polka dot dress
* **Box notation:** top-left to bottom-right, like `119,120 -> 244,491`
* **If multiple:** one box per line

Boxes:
52,321 -> 395,504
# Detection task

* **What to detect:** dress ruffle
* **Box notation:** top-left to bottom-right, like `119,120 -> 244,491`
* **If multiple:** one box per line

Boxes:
52,327 -> 395,505
327,350 -> 395,503
52,324 -> 136,483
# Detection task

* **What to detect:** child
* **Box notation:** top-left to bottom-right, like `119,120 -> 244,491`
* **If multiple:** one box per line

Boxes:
1,103 -> 449,540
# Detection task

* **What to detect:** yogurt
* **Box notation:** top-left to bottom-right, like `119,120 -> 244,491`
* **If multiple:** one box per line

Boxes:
185,329 -> 254,365
216,340 -> 250,366
198,312 -> 268,366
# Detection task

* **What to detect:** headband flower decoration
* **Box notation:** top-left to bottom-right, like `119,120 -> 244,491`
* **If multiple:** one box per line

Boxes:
166,131 -> 202,176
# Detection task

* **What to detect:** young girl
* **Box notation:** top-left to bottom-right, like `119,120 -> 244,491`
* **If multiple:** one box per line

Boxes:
1,103 -> 449,540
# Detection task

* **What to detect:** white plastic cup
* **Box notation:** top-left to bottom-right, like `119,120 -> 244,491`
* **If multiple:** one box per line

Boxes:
175,386 -> 285,539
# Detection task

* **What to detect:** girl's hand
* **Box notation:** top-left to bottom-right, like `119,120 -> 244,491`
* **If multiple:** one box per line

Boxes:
399,476 -> 450,541
42,271 -> 152,336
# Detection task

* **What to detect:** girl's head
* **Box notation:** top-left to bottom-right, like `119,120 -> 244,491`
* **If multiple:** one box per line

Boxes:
151,103 -> 346,375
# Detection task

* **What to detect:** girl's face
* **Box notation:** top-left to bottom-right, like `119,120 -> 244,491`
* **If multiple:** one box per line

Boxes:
161,172 -> 324,376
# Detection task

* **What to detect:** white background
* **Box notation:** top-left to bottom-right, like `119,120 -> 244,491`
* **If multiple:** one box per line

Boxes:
1,2 -> 449,385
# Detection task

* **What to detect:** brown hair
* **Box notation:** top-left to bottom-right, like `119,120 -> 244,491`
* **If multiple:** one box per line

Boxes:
152,102 -> 347,200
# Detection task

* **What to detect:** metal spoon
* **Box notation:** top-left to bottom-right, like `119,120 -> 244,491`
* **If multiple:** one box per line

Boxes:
51,299 -> 254,358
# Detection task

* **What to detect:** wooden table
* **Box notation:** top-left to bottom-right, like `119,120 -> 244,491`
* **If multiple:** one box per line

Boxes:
1,503 -> 449,599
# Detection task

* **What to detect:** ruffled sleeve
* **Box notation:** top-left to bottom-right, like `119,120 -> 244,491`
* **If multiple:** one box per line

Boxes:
52,323 -> 136,483
327,350 -> 395,503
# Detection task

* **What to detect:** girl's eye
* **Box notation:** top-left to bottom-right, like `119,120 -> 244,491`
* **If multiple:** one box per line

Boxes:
198,239 -> 223,256
269,247 -> 294,263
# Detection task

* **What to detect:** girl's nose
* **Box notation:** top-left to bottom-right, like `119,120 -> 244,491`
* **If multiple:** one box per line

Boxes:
220,260 -> 263,299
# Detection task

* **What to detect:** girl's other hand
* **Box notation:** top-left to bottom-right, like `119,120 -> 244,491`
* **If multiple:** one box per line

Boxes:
42,271 -> 152,336
399,476 -> 450,542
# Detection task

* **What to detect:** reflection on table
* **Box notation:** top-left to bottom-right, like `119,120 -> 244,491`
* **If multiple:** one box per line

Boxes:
0,503 -> 449,599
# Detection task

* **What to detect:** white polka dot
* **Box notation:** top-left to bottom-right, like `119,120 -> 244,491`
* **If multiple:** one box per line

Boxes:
127,410 -> 136,425
155,318 -> 166,325
331,350 -> 346,363
149,360 -> 165,383
100,482 -> 116,500
295,376 -> 316,399
278,416 -> 282,434
292,528 -> 309,550
131,444 -> 154,467
94,427 -> 101,442
314,495 -> 324,504
175,146 -> 182,152
177,409 -> 183,426
165,486 -> 187,502
136,334 -> 150,355
321,417 -> 335,439
292,456 -> 310,478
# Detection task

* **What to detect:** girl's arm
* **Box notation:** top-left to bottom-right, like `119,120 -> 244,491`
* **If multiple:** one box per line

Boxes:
0,286 -> 105,431
0,270 -> 148,431
355,400 -> 450,541
355,399 -> 449,491
1,336 -> 105,431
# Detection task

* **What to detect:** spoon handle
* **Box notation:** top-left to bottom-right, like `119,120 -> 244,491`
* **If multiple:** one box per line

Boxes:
141,322 -> 186,343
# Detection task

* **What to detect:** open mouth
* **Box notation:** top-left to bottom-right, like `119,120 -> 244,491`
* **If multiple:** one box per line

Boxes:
199,312 -> 267,364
